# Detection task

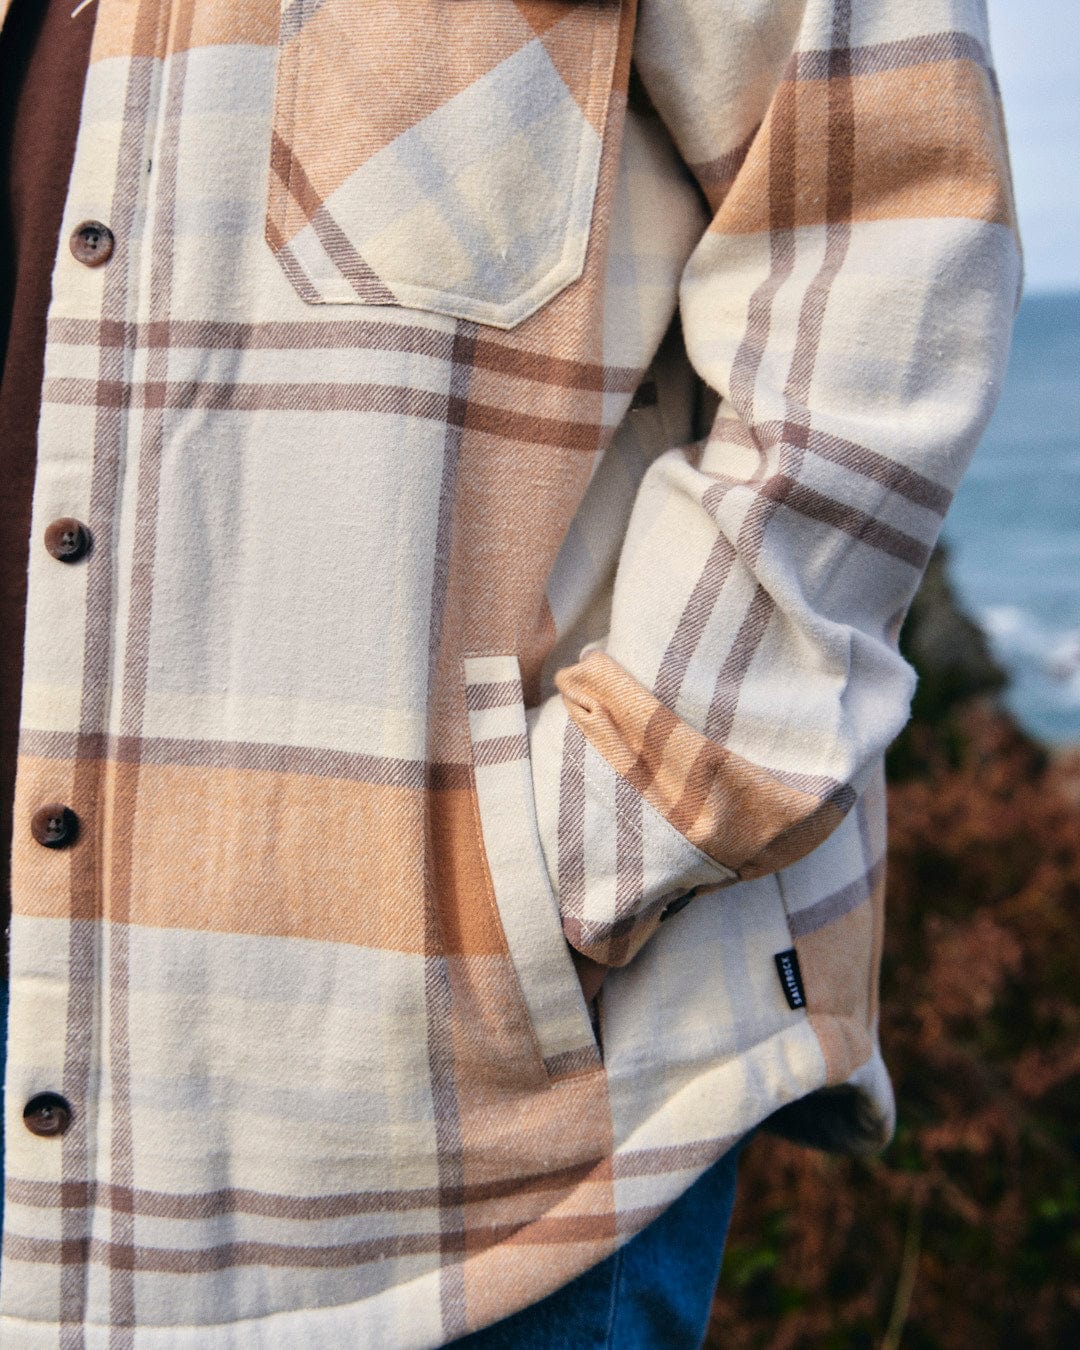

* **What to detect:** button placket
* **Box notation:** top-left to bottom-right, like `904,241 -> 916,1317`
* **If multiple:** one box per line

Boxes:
34,210 -> 114,1170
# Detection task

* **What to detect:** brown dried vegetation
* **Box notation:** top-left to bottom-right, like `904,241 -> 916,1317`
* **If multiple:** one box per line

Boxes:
709,559 -> 1080,1349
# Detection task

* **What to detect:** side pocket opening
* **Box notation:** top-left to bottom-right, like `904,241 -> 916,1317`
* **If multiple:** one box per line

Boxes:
463,652 -> 602,1078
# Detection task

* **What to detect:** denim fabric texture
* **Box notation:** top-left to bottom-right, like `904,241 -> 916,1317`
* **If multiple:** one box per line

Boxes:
451,1132 -> 749,1349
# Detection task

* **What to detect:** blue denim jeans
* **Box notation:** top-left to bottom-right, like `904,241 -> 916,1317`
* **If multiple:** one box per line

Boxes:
451,1131 -> 748,1349
0,980 -> 745,1345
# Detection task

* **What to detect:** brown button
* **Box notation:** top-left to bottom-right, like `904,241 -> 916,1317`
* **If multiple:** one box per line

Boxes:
69,220 -> 114,267
30,803 -> 79,849
23,1093 -> 73,1138
44,518 -> 92,563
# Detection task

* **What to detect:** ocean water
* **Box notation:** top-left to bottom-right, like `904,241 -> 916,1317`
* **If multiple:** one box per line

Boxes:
942,290 -> 1080,745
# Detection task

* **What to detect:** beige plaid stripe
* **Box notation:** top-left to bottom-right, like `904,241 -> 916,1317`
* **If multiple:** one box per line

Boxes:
1,0 -> 1018,1343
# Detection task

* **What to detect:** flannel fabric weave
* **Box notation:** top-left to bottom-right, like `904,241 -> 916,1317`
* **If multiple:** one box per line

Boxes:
0,0 -> 1019,1343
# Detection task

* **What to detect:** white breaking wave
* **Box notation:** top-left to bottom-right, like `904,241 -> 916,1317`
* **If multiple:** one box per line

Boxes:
981,606 -> 1080,706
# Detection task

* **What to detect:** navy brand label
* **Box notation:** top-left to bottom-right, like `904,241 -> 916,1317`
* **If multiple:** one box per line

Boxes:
774,948 -> 807,1010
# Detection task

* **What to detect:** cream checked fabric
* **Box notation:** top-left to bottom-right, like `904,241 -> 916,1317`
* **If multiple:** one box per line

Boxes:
0,0 -> 1020,1344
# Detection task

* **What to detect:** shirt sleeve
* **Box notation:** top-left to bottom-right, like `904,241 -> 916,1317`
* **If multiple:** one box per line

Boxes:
527,0 -> 1022,968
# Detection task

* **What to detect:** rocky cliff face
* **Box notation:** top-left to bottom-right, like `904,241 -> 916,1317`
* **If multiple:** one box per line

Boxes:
901,544 -> 1007,714
888,543 -> 1014,782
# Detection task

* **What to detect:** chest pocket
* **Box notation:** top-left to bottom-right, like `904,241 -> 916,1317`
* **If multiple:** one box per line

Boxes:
267,0 -> 624,329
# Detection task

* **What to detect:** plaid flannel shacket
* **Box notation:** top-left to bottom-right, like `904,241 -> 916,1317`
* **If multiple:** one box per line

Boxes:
0,0 -> 1019,1343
